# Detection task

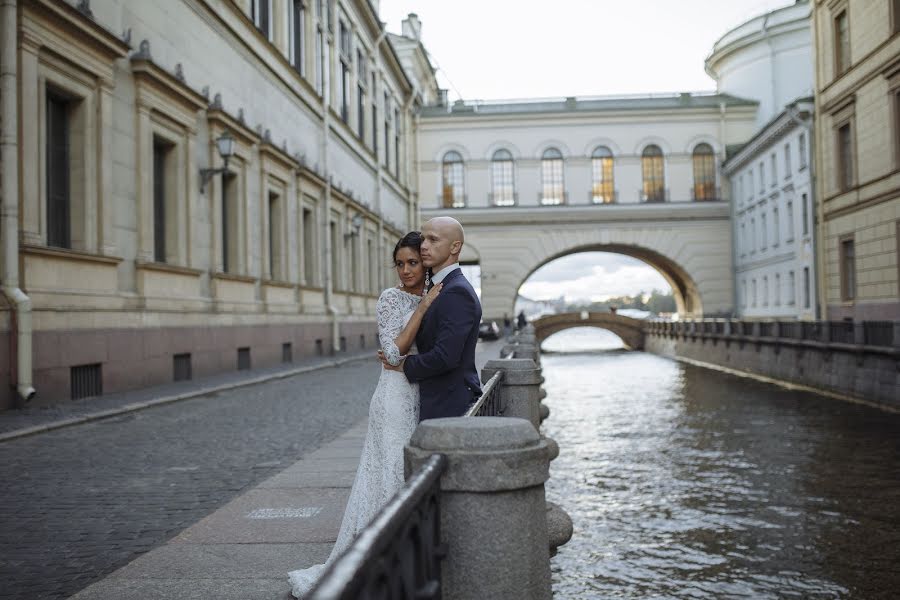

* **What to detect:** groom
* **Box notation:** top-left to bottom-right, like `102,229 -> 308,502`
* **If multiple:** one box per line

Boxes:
382,216 -> 482,420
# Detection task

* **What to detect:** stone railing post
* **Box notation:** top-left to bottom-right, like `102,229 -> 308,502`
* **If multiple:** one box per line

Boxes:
405,417 -> 552,600
482,358 -> 543,428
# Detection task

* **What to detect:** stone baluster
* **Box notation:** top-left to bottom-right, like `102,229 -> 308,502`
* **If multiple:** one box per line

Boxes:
405,418 -> 553,600
482,358 -> 543,428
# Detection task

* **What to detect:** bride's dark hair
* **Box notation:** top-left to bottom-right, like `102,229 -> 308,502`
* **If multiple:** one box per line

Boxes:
392,231 -> 423,261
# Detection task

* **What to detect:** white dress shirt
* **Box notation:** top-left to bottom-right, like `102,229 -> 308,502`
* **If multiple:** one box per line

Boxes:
431,263 -> 460,285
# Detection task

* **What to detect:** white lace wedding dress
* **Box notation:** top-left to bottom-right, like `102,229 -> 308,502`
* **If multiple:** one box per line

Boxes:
288,286 -> 421,598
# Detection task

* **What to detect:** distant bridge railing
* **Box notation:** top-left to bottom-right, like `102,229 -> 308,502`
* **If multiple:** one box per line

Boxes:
646,319 -> 900,352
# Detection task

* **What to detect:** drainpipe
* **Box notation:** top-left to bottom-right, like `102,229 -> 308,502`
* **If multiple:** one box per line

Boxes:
1,0 -> 35,404
321,17 -> 340,354
786,102 -> 820,320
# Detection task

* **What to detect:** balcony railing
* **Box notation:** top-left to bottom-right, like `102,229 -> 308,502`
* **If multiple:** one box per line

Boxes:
589,190 -> 618,204
437,193 -> 467,209
488,191 -> 518,206
639,188 -> 670,203
691,184 -> 721,201
538,191 -> 568,206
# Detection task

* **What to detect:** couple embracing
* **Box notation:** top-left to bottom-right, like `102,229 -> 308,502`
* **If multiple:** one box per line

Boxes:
289,216 -> 482,597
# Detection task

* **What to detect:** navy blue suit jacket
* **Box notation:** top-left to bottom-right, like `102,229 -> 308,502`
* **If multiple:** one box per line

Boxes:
403,268 -> 482,420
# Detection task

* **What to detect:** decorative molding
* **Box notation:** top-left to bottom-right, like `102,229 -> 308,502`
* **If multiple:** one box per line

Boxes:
21,244 -> 123,265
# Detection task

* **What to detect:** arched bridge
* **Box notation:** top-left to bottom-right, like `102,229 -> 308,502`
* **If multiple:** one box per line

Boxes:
533,312 -> 646,350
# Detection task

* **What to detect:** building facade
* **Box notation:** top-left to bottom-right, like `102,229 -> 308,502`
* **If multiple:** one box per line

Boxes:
811,0 -> 900,320
0,0 -> 433,408
416,93 -> 758,320
709,0 -> 818,320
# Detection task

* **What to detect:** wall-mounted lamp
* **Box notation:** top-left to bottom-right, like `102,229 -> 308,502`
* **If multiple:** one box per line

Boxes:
199,131 -> 235,193
344,213 -> 364,239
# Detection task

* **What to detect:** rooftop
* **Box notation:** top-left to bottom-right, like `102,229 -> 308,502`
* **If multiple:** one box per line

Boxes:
420,91 -> 757,117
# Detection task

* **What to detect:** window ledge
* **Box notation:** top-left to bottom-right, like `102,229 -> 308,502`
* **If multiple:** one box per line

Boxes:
212,271 -> 257,284
22,244 -> 123,265
262,278 -> 296,289
136,260 -> 203,277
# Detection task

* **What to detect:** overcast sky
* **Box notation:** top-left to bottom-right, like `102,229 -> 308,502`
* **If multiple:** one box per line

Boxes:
379,1 -> 792,301
379,0 -> 795,100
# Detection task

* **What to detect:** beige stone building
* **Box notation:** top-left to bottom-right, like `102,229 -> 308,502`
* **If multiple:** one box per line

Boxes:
811,0 -> 900,320
0,0 -> 436,408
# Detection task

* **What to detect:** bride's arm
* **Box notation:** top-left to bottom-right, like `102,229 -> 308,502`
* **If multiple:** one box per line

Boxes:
393,284 -> 442,356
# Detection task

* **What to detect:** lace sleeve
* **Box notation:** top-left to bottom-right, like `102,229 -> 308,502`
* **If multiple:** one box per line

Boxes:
377,288 -> 405,366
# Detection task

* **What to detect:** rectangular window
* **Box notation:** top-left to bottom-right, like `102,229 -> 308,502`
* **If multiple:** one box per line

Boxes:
763,276 -> 769,306
803,267 -> 811,309
330,221 -> 340,290
152,137 -> 173,263
302,207 -> 315,285
371,73 -> 378,156
268,191 -> 282,280
761,212 -> 768,249
237,347 -> 251,370
770,153 -> 777,186
786,200 -> 794,242
802,193 -> 809,236
357,50 -> 366,140
394,107 -> 400,178
742,279 -> 747,307
894,0 -> 900,34
748,169 -> 754,199
784,143 -> 792,178
253,0 -> 271,39
798,133 -> 807,169
789,270 -> 796,305
750,217 -> 756,252
740,222 -> 746,256
348,229 -> 358,292
292,0 -> 305,75
315,27 -> 324,96
837,122 -> 854,191
71,363 -> 102,400
222,173 -> 239,273
840,236 -> 856,301
173,353 -> 192,382
774,273 -> 781,306
834,9 -> 850,76
368,238 -> 377,293
752,279 -> 757,307
46,91 -> 71,249
759,162 -> 765,193
773,206 -> 780,246
383,93 -> 390,169
339,21 -> 350,123
282,342 -> 293,363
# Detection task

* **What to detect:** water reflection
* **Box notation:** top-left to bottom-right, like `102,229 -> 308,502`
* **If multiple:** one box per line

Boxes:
543,328 -> 900,599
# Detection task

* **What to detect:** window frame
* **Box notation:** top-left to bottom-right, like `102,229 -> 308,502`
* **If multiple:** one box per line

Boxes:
833,7 -> 850,78
591,146 -> 615,204
691,143 -> 716,201
540,147 -> 565,205
441,150 -> 466,208
839,235 -> 856,302
491,149 -> 516,206
641,144 -> 666,202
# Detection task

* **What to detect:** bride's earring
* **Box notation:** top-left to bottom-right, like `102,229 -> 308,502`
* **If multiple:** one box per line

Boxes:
424,271 -> 431,295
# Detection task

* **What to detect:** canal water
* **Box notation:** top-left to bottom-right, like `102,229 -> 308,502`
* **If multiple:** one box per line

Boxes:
542,328 -> 900,599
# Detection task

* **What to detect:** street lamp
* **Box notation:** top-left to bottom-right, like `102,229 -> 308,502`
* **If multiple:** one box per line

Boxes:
344,213 -> 364,239
199,131 -> 235,193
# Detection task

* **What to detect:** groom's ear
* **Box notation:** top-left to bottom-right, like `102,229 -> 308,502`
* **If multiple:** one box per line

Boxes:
450,240 -> 462,256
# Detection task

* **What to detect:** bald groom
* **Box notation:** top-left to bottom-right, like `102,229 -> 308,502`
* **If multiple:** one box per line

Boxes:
383,216 -> 483,419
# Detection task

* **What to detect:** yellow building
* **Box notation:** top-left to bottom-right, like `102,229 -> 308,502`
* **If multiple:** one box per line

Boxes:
812,0 -> 900,320
0,0 -> 435,408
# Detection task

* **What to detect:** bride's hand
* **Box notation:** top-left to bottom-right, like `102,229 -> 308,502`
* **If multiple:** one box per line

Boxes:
421,282 -> 443,309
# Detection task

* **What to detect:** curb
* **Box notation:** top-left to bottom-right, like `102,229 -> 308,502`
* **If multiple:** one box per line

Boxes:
0,353 -> 372,443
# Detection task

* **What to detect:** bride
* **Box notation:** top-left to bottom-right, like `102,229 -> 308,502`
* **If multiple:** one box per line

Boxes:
288,231 -> 442,598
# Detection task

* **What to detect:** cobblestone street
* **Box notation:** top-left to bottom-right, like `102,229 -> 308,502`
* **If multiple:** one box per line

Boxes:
0,358 -> 381,600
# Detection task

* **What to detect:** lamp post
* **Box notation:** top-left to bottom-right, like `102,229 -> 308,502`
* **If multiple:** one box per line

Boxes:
344,213 -> 364,239
200,131 -> 235,193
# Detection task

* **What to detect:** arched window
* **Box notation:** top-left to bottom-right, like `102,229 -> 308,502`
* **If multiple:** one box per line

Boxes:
591,146 -> 615,204
641,144 -> 666,202
490,149 -> 515,206
441,151 -> 465,208
540,147 -> 565,205
692,143 -> 717,200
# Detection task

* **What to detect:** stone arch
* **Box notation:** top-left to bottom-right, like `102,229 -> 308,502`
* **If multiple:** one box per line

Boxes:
533,313 -> 646,350
516,244 -> 701,317
633,136 -> 672,156
685,134 -> 721,156
583,137 -> 622,158
433,142 -> 472,163
484,140 -> 523,161
532,139 -> 572,160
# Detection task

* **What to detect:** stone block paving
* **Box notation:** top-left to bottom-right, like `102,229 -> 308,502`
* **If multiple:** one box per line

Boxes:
0,357 -> 381,600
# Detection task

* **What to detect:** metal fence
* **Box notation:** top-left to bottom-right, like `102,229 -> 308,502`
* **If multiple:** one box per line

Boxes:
307,454 -> 448,600
465,371 -> 504,417
863,321 -> 894,347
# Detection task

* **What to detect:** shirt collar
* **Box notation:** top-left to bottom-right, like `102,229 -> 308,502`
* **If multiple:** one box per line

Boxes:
431,263 -> 460,284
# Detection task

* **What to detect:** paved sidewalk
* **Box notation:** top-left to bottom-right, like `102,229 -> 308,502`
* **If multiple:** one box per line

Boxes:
69,421 -> 367,600
0,350 -> 372,442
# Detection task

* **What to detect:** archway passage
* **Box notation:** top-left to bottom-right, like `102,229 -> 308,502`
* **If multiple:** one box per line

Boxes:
533,313 -> 646,350
432,203 -> 732,322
